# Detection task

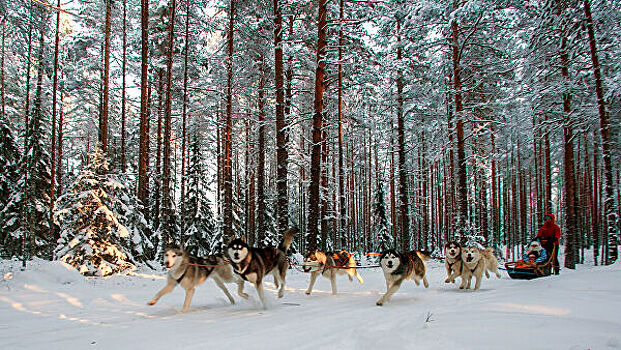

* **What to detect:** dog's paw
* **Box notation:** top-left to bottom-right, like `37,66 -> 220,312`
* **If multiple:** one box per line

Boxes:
305,290 -> 311,295
147,300 -> 156,306
444,278 -> 450,283
459,285 -> 464,289
376,300 -> 384,306
238,292 -> 249,299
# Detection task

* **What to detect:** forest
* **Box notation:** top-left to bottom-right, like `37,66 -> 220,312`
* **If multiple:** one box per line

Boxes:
0,0 -> 619,276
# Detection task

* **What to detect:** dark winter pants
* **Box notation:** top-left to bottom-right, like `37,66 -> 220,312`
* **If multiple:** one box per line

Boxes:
542,240 -> 560,274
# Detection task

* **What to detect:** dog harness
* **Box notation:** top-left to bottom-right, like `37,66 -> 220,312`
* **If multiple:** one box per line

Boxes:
175,268 -> 187,284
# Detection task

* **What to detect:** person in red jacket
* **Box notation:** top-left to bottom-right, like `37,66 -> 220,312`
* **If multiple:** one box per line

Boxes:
536,213 -> 561,275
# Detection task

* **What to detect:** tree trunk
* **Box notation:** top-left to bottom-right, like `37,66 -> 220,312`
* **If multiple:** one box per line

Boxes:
57,83 -> 64,196
274,0 -> 289,237
584,0 -> 618,264
49,0 -> 60,227
223,0 -> 235,240
544,114 -> 552,215
450,5 -> 468,228
1,18 -> 5,121
307,0 -> 327,251
121,0 -> 127,172
101,0 -> 111,153
138,0 -> 150,214
396,20 -> 409,251
161,0 -> 177,239
337,0 -> 347,248
257,54 -> 266,246
559,12 -> 577,269
180,0 -> 191,231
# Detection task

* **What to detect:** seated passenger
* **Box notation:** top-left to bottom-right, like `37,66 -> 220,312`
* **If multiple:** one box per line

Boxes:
522,240 -> 547,264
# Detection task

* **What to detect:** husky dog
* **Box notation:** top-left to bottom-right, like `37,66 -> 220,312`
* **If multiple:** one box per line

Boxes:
303,250 -> 364,295
226,227 -> 297,308
444,241 -> 462,284
482,247 -> 502,279
376,249 -> 431,306
147,247 -> 247,312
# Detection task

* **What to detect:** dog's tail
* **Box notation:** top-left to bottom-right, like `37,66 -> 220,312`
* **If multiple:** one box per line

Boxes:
278,227 -> 297,253
416,250 -> 432,262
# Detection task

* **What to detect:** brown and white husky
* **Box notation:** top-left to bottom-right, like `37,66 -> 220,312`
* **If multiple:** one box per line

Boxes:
303,250 -> 364,295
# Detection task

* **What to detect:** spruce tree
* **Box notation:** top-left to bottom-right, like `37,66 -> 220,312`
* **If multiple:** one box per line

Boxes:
1,107 -> 53,259
373,182 -> 393,251
54,145 -> 152,276
0,117 -> 19,256
181,132 -> 217,256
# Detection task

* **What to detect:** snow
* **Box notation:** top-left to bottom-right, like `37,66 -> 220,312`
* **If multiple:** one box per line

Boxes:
1,256 -> 620,349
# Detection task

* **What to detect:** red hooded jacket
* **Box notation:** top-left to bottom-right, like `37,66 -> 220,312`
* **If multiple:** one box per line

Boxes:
537,213 -> 561,245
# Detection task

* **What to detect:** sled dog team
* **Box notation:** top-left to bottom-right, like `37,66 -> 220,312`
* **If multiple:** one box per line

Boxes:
147,228 -> 501,311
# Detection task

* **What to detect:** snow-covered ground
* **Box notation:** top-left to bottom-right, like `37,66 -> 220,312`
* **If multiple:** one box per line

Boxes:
1,255 -> 620,350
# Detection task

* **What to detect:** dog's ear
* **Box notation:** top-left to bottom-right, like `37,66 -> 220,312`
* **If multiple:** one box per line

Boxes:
241,235 -> 247,243
226,235 -> 235,244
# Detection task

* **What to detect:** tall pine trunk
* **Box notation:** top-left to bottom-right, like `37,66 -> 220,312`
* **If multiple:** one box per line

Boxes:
121,0 -> 127,172
584,0 -> 618,264
308,0 -> 327,251
450,4 -> 468,229
161,0 -> 177,239
396,20 -> 409,251
337,0 -> 347,248
558,4 -> 577,269
274,0 -> 289,237
101,0 -> 111,152
138,0 -> 151,215
223,0 -> 235,239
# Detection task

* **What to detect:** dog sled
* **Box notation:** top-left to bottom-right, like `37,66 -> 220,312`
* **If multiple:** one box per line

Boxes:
504,244 -> 556,280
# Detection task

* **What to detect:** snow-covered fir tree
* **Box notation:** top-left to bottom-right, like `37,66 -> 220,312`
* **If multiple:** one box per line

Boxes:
372,182 -> 393,252
1,107 -> 53,259
0,117 -> 20,256
180,131 -> 217,256
54,145 -> 152,276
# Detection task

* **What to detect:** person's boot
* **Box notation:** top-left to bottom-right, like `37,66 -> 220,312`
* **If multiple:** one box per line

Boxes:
553,266 -> 560,275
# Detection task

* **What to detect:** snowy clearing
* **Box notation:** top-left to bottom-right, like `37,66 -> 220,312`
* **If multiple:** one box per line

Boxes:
1,257 -> 620,350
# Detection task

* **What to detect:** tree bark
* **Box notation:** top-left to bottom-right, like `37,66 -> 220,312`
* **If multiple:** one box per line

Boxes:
101,0 -> 111,153
584,0 -> 618,264
180,0 -> 191,226
450,4 -> 468,228
223,0 -> 235,240
161,0 -> 177,239
50,0 -> 60,225
138,0 -> 151,213
307,0 -> 327,251
396,20 -> 410,251
257,54 -> 266,246
337,0 -> 347,248
274,0 -> 289,237
558,9 -> 577,269
121,0 -> 127,172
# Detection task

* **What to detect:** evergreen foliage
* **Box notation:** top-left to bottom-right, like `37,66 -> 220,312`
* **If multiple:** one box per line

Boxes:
54,145 -> 152,276
181,132 -> 217,256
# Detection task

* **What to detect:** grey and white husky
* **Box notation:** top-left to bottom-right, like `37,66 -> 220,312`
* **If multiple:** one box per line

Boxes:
376,249 -> 430,306
147,247 -> 247,312
226,227 -> 296,308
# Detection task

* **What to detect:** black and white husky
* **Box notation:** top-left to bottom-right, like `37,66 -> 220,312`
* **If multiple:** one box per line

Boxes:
226,227 -> 296,308
147,247 -> 247,312
444,241 -> 463,284
377,249 -> 431,306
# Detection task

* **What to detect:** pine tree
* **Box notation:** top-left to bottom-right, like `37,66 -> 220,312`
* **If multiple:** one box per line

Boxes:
0,117 -> 19,255
2,103 -> 53,259
54,145 -> 151,276
372,182 -> 392,251
181,132 -> 217,256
